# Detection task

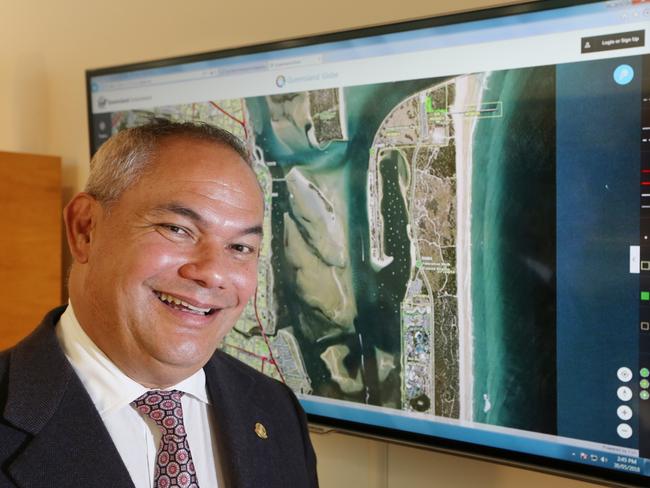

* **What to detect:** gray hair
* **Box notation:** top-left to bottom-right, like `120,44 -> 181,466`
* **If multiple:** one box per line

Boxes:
85,118 -> 252,205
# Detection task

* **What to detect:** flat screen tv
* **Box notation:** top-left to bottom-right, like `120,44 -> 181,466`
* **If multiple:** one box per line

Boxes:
86,0 -> 650,485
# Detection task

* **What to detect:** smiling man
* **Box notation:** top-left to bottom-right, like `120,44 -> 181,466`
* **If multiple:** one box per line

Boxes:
0,120 -> 319,488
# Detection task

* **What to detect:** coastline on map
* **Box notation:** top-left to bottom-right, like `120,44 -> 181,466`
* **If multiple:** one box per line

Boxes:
451,72 -> 485,422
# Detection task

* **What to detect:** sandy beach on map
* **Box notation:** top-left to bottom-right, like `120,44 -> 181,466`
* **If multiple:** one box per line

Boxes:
451,72 -> 485,421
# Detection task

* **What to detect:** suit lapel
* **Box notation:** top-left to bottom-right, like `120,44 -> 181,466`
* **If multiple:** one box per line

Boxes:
205,352 -> 286,488
3,308 -> 134,488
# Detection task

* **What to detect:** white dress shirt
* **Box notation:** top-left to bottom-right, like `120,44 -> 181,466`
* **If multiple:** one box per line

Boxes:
55,303 -> 221,488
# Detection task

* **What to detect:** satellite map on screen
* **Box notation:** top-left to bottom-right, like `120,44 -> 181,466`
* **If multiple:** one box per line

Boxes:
109,64 -> 557,435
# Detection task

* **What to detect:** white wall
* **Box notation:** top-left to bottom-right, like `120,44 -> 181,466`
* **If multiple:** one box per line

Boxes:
0,0 -> 601,486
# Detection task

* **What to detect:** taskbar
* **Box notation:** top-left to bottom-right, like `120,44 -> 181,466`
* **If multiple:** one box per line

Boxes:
300,395 -> 650,480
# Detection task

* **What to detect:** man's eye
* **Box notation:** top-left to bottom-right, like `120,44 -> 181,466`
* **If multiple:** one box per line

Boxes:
230,243 -> 256,254
160,224 -> 189,236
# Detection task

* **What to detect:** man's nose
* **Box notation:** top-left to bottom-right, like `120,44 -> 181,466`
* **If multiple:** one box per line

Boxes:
178,244 -> 228,289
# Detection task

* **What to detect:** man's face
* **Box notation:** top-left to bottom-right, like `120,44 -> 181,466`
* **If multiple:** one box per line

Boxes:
72,136 -> 264,387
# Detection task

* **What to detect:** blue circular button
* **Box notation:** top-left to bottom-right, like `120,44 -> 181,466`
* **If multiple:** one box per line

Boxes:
613,64 -> 634,85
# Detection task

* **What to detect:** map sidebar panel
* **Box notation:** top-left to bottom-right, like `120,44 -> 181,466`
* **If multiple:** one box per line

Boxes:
640,53 -> 650,459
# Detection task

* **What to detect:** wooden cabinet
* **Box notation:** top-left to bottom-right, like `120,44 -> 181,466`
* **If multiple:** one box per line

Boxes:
0,151 -> 61,350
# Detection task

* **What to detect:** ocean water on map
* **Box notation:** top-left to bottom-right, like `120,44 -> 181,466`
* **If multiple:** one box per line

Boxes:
471,66 -> 557,434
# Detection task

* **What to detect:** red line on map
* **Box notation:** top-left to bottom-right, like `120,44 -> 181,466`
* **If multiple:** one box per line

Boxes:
240,99 -> 247,131
209,101 -> 248,138
112,112 -> 124,127
226,344 -> 267,359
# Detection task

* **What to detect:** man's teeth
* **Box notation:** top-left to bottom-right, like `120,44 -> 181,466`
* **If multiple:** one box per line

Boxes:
157,292 -> 212,315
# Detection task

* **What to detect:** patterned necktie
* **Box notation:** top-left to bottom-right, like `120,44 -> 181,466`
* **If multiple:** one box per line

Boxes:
131,390 -> 200,488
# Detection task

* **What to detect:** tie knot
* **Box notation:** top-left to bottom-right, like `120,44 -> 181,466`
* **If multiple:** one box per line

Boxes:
131,390 -> 186,435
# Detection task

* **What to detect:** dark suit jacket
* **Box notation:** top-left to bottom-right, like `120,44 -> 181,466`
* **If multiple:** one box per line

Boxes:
0,307 -> 319,487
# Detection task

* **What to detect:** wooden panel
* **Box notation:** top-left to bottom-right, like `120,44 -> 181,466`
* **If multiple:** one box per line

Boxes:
0,151 -> 61,350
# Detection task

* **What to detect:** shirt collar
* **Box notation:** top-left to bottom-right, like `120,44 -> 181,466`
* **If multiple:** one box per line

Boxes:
56,301 -> 210,417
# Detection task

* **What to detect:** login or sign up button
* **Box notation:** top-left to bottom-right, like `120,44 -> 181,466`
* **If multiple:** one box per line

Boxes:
581,30 -> 645,53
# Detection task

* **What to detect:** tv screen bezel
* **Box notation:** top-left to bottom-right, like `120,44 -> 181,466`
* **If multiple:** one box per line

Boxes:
85,1 -> 647,485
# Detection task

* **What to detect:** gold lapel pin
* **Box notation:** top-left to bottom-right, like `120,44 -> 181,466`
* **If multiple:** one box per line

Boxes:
254,422 -> 268,439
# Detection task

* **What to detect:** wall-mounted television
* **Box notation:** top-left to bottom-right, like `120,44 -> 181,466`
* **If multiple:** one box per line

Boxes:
86,0 -> 650,485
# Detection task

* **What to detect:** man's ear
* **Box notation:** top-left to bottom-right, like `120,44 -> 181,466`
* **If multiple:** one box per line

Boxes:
63,193 -> 102,264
